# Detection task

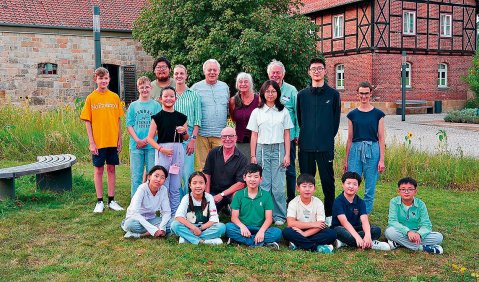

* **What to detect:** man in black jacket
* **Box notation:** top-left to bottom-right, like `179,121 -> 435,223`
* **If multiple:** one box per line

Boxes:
297,58 -> 341,225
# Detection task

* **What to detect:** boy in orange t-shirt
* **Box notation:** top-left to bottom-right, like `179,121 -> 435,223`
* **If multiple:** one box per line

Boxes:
80,67 -> 125,213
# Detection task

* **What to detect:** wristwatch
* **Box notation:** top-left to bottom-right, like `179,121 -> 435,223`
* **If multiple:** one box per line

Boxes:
220,192 -> 225,197
192,135 -> 197,139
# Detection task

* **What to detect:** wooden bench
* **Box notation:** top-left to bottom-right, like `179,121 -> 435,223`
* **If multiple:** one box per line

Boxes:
395,100 -> 433,115
0,154 -> 77,200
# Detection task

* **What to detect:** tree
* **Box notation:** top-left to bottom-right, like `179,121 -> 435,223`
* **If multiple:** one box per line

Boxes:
133,0 -> 321,90
463,50 -> 479,108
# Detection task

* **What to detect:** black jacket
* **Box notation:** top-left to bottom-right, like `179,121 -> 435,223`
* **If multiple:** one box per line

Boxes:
297,83 -> 341,152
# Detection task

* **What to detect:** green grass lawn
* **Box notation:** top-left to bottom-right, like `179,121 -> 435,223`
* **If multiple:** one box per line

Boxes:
1,162 -> 478,281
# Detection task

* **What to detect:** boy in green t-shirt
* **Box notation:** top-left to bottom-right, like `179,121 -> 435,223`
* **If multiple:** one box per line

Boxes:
225,164 -> 282,249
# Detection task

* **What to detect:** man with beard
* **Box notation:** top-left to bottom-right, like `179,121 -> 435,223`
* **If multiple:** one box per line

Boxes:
151,56 -> 176,101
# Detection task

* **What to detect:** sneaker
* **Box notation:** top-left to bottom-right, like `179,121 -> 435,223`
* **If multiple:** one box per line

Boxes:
334,239 -> 347,249
325,216 -> 332,227
108,200 -> 124,211
227,238 -> 232,245
388,240 -> 400,250
289,242 -> 297,251
124,231 -> 141,239
265,242 -> 280,250
178,237 -> 186,244
316,244 -> 334,254
93,201 -> 104,213
274,220 -> 285,226
372,240 -> 391,251
423,245 -> 443,254
203,238 -> 223,245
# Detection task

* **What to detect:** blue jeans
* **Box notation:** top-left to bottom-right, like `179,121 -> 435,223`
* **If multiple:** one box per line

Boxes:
282,227 -> 336,251
121,217 -> 171,235
181,127 -> 195,199
286,141 -> 297,203
225,222 -> 282,246
171,220 -> 226,244
334,225 -> 381,247
129,148 -> 156,197
348,141 -> 380,214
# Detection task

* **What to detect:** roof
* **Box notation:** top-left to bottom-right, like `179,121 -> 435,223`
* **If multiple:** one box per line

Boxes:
300,0 -> 365,15
0,0 -> 148,31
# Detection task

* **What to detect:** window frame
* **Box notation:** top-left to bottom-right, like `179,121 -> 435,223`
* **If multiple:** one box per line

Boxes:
438,63 -> 448,88
440,14 -> 452,37
38,63 -> 58,75
333,14 -> 344,39
403,11 -> 416,35
335,64 -> 345,89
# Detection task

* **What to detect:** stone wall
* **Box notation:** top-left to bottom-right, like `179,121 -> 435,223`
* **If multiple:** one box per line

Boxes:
0,29 -> 154,106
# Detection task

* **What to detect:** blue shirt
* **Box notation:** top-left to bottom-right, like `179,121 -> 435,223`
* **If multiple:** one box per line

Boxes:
191,80 -> 229,137
126,100 -> 161,150
280,82 -> 300,139
347,108 -> 385,142
331,192 -> 367,228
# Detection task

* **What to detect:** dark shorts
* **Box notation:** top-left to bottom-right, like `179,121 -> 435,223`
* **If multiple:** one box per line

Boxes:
92,147 -> 119,167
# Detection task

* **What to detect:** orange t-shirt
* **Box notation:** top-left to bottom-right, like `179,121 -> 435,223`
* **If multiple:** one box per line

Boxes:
80,89 -> 125,149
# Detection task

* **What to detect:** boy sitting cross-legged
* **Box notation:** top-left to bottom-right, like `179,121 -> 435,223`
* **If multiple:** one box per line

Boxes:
332,171 -> 390,251
225,163 -> 282,249
385,177 -> 444,254
282,174 -> 337,253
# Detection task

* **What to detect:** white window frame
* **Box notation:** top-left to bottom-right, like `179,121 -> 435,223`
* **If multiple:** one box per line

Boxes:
401,62 -> 412,88
335,64 -> 345,89
333,15 -> 344,39
440,14 -> 452,37
438,63 -> 448,88
403,11 -> 416,35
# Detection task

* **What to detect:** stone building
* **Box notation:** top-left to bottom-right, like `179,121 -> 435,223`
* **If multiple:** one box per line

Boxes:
300,0 -> 477,113
0,0 -> 152,106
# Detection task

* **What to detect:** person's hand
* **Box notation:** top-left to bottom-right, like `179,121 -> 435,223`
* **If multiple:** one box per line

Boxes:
240,226 -> 251,237
117,138 -> 122,152
89,142 -> 98,155
362,235 -> 372,249
250,156 -> 257,164
213,194 -> 223,203
407,231 -> 421,245
176,126 -> 187,134
313,221 -> 327,229
190,225 -> 202,236
282,155 -> 290,167
292,227 -> 305,236
186,139 -> 195,155
160,147 -> 173,157
293,137 -> 299,145
154,229 -> 166,237
354,236 -> 365,248
254,230 -> 265,244
136,139 -> 147,149
378,160 -> 385,173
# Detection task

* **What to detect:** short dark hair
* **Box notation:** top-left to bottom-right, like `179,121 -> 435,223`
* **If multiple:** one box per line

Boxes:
148,165 -> 168,179
160,86 -> 176,97
258,80 -> 284,111
297,173 -> 315,186
341,171 -> 362,186
397,177 -> 417,188
244,163 -> 263,177
357,81 -> 373,92
152,56 -> 172,72
308,57 -> 326,69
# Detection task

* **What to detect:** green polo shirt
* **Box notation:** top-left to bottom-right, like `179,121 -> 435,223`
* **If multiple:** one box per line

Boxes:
387,196 -> 433,238
280,81 -> 300,139
150,79 -> 176,100
231,188 -> 274,227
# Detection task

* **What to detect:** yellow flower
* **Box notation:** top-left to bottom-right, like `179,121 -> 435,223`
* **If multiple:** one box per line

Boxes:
471,272 -> 478,277
121,101 -> 126,108
407,132 -> 413,139
452,264 -> 459,269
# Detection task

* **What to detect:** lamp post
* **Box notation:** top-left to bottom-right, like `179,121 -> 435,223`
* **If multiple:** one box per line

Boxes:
401,51 -> 406,121
93,6 -> 101,69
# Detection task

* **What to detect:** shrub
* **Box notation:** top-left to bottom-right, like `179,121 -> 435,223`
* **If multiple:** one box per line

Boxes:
444,108 -> 479,124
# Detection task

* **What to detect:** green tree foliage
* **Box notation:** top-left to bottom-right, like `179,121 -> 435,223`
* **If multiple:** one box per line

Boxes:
133,0 -> 321,90
464,50 -> 479,105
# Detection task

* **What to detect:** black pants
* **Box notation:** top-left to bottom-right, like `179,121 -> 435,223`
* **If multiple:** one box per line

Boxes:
298,150 -> 335,217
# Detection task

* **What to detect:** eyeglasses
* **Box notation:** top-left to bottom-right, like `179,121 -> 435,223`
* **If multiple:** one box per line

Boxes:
310,67 -> 325,72
399,188 -> 416,193
265,90 -> 277,95
221,134 -> 236,140
155,65 -> 169,70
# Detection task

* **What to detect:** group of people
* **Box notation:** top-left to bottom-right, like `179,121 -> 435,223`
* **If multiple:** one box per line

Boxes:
79,57 -> 444,254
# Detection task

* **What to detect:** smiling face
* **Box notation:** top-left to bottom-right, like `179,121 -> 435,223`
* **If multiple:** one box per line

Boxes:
160,89 -> 176,109
243,171 -> 262,189
137,82 -> 152,100
237,79 -> 251,94
297,182 -> 316,201
342,178 -> 359,197
173,66 -> 187,85
357,86 -> 372,104
95,74 -> 110,91
264,85 -> 278,105
204,62 -> 219,85
220,127 -> 237,150
398,182 -> 417,203
148,168 -> 166,190
268,65 -> 285,86
154,61 -> 171,82
189,175 -> 206,197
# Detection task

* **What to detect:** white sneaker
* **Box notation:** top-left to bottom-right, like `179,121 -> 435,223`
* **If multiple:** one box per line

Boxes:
203,238 -> 223,245
388,239 -> 399,250
325,216 -> 332,227
372,240 -> 391,251
334,239 -> 347,249
108,200 -> 124,211
265,242 -> 280,250
124,231 -> 141,239
178,237 -> 186,244
274,220 -> 285,226
93,201 -> 104,213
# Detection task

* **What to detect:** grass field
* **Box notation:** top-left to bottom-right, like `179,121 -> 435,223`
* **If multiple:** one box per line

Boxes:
1,162 -> 478,281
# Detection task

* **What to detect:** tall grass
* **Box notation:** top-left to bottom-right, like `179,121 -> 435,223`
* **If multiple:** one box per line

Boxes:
1,103 -> 478,190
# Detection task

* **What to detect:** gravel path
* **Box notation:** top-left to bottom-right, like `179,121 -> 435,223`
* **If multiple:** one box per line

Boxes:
337,113 -> 479,158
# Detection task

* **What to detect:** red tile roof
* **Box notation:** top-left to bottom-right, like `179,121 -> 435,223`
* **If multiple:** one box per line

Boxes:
0,0 -> 148,31
300,0 -> 365,14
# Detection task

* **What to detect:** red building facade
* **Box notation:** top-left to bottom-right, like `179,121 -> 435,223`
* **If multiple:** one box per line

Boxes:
301,0 -> 477,113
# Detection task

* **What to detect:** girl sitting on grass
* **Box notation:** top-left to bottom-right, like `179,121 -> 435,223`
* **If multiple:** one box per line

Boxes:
122,165 -> 171,238
171,171 -> 226,244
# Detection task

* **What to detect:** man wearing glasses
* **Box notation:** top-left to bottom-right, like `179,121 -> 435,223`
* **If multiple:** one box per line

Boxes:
151,56 -> 176,101
203,127 -> 248,214
297,57 -> 341,226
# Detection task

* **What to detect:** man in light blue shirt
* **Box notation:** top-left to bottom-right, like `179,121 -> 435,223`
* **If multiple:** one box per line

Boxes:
191,59 -> 230,169
267,59 -> 300,204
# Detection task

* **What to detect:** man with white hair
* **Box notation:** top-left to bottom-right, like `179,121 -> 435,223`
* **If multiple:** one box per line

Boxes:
191,59 -> 230,169
267,59 -> 300,204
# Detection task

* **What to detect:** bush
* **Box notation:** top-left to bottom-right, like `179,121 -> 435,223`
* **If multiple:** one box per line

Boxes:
444,108 -> 479,124
463,98 -> 479,109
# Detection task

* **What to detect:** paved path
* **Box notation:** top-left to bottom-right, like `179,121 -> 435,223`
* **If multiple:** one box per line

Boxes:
337,113 -> 479,158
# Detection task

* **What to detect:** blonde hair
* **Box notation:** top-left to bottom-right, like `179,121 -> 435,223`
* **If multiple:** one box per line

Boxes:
137,76 -> 151,86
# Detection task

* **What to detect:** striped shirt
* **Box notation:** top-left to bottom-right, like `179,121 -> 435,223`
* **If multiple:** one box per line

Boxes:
174,87 -> 202,129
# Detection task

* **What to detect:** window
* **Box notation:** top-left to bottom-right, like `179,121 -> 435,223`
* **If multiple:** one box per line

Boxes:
400,62 -> 412,88
38,63 -> 58,75
438,63 -> 447,88
440,14 -> 452,37
403,11 -> 416,35
333,15 -> 344,39
335,64 -> 344,89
